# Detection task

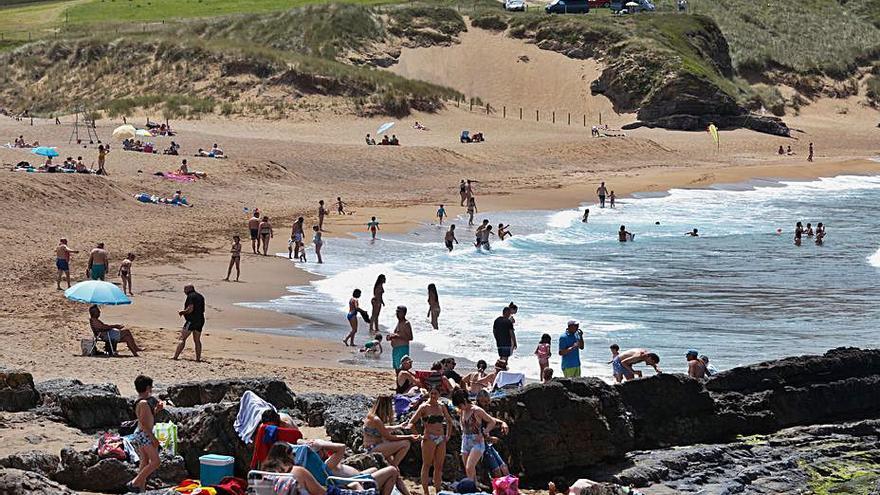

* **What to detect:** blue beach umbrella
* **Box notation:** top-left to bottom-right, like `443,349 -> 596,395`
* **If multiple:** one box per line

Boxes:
31,146 -> 60,158
64,280 -> 131,306
376,122 -> 395,135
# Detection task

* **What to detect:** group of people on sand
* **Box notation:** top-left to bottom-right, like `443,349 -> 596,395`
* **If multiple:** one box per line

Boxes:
777,142 -> 814,162
366,134 -> 400,146
12,135 -> 38,148
54,238 -> 136,293
196,143 -> 226,158
794,221 -> 826,245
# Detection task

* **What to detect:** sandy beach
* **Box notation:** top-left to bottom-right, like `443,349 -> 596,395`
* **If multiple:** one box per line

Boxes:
1,87 -> 878,402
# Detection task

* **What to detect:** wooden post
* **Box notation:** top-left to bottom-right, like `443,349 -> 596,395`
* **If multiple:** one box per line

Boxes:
584,115 -> 586,127
552,111 -> 555,124
503,106 -> 506,118
599,112 -> 602,125
519,108 -> 522,120
486,103 -> 490,115
536,109 -> 539,122
470,100 -> 473,112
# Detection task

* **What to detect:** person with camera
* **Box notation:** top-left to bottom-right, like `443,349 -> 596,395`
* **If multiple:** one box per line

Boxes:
559,320 -> 585,378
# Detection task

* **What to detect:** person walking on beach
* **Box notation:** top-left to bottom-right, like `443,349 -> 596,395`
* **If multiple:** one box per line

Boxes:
318,200 -> 329,232
312,225 -> 324,264
613,348 -> 661,381
686,349 -> 707,379
493,306 -> 517,361
224,235 -> 241,281
173,285 -> 205,362
55,238 -> 78,290
427,283 -> 440,330
344,289 -> 362,347
291,217 -> 305,260
389,305 -> 413,372
795,221 -> 804,246
127,375 -> 162,493
336,197 -> 348,215
259,216 -> 273,256
444,225 -> 459,252
459,180 -> 468,206
559,320 -> 584,377
119,253 -> 135,295
248,211 -> 261,254
437,205 -> 446,225
368,217 -> 381,240
370,274 -> 386,334
808,142 -> 814,162
535,333 -> 552,382
597,182 -> 608,208
88,242 -> 109,280
466,197 -> 477,227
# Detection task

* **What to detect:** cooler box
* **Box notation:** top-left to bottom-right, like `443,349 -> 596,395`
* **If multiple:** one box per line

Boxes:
200,454 -> 234,486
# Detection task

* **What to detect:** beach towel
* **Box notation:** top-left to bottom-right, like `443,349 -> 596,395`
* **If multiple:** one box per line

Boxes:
234,391 -> 276,444
250,424 -> 303,469
394,394 -> 421,418
160,171 -> 197,182
492,372 -> 525,391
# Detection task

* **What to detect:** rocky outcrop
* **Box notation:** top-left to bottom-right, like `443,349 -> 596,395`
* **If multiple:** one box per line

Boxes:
176,402 -> 252,477
621,114 -> 790,137
321,394 -> 374,448
0,468 -> 77,495
52,447 -> 185,492
162,377 -> 295,408
0,452 -> 58,478
57,382 -> 130,430
0,368 -> 39,412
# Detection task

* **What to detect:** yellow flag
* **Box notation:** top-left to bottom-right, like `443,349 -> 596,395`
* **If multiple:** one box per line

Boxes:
708,124 -> 719,146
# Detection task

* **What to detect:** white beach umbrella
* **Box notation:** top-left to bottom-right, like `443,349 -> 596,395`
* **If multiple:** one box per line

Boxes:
376,122 -> 395,135
112,124 -> 137,140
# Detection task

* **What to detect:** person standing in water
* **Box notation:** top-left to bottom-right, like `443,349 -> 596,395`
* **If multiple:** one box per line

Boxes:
582,209 -> 589,223
609,191 -> 616,209
389,305 -> 413,372
291,217 -> 305,260
368,217 -> 381,240
444,225 -> 459,252
427,284 -> 440,330
466,197 -> 477,227
437,205 -> 446,225
497,224 -> 512,241
370,275 -> 386,334
55,238 -> 78,290
479,225 -> 494,250
618,225 -> 632,242
597,182 -> 608,208
815,223 -> 826,244
247,211 -> 261,254
344,289 -> 362,347
312,225 -> 324,264
459,180 -> 467,206
224,236 -> 241,281
795,221 -> 804,246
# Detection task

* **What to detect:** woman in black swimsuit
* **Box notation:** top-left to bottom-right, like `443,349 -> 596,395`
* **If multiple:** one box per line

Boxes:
407,387 -> 455,495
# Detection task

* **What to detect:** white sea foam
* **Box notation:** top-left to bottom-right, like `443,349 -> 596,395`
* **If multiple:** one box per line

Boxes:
869,248 -> 880,268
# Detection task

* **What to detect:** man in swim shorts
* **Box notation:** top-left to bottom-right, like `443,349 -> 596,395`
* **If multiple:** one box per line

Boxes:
388,305 -> 413,372
614,348 -> 661,381
444,225 -> 459,252
55,238 -> 78,290
248,211 -> 261,254
173,285 -> 205,362
597,182 -> 608,208
88,242 -> 109,280
558,320 -> 584,377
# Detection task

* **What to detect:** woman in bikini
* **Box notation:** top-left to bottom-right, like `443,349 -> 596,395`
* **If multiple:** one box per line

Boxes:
461,360 -> 495,395
426,284 -> 440,330
259,216 -> 274,256
407,387 -> 455,495
312,225 -> 324,264
370,274 -> 386,334
361,395 -> 419,468
118,253 -> 135,295
451,388 -> 508,481
344,289 -> 362,346
225,236 -> 241,281
127,375 -> 163,493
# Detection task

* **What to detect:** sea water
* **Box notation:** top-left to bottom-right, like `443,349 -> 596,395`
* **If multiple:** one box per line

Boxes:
248,175 -> 880,379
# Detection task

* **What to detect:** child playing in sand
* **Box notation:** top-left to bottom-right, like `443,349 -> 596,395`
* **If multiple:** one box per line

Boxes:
535,334 -> 551,382
367,217 -> 380,240
360,334 -> 383,356
118,253 -> 135,295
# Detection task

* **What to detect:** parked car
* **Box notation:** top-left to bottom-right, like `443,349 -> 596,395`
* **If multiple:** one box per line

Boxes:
545,0 -> 590,13
505,0 -> 527,11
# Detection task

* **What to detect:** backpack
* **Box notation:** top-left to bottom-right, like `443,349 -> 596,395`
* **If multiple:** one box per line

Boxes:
97,432 -> 127,460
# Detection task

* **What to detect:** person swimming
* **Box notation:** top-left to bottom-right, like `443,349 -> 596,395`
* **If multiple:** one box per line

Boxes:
686,228 -> 699,237
618,225 -> 633,242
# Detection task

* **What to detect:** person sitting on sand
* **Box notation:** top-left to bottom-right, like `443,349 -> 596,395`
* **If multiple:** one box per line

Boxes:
460,130 -> 472,144
262,441 -> 405,495
778,145 -> 784,155
396,356 -> 421,394
461,359 -> 499,395
618,225 -> 632,242
686,228 -> 699,237
390,135 -> 400,146
360,334 -> 383,356
380,135 -> 391,145
89,305 -> 142,356
686,349 -> 707,379
413,121 -> 428,131
362,395 -> 419,467
178,159 -> 191,175
164,142 -> 180,155
366,133 -> 376,145
472,132 -> 484,143
786,145 -> 795,156
210,143 -> 225,158
612,348 -> 661,382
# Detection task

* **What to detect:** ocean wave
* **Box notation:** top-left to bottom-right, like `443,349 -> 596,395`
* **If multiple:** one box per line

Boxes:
869,248 -> 880,268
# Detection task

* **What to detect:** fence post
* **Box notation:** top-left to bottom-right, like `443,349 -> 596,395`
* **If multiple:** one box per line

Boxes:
503,106 -> 506,118
599,112 -> 602,125
469,100 -> 473,112
486,103 -> 490,115
568,113 -> 571,125
584,115 -> 586,127
519,108 -> 522,120
536,109 -> 539,122
552,111 -> 555,124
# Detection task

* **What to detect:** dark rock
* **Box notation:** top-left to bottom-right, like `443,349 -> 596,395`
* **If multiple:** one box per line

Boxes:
177,402 -> 252,478
162,377 -> 295,408
322,394 -> 374,448
492,379 -> 634,480
622,114 -> 790,137
0,368 -> 39,412
53,447 -> 185,492
0,468 -> 77,495
0,451 -> 59,478
57,382 -> 130,430
343,453 -> 388,472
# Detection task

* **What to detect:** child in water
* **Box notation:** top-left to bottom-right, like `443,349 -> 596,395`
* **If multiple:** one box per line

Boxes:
609,191 -> 616,208
535,334 -> 552,382
360,334 -> 383,356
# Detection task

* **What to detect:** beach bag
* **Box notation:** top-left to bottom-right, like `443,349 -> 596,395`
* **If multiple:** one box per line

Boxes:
153,422 -> 179,455
119,420 -> 137,436
97,432 -> 127,460
492,475 -> 519,495
80,337 -> 96,356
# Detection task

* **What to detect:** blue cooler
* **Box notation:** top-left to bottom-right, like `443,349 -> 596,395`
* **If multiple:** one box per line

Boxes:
199,454 -> 234,486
